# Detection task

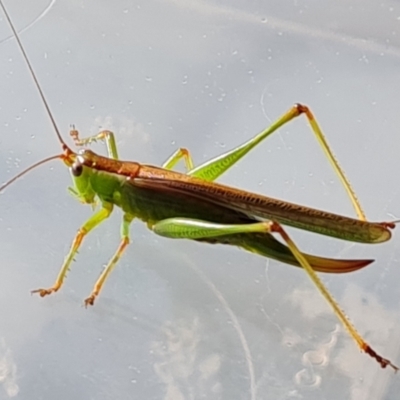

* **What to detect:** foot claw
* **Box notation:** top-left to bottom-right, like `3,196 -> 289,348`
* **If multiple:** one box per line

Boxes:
31,288 -> 56,297
84,295 -> 96,307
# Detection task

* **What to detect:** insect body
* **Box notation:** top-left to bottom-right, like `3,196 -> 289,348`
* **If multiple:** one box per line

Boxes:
0,1 -> 397,371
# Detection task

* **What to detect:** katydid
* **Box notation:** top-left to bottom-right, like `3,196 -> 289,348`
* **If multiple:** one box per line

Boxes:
0,1 -> 398,371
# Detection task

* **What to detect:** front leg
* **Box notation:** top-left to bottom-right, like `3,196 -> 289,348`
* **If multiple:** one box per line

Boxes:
84,213 -> 135,306
32,203 -> 113,297
70,128 -> 119,160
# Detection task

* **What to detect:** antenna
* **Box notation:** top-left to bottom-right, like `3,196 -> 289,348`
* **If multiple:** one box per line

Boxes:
0,1 -> 67,149
0,2 -> 73,192
0,154 -> 62,192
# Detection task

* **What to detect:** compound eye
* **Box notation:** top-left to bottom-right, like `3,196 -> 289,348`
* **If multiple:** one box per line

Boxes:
71,162 -> 83,177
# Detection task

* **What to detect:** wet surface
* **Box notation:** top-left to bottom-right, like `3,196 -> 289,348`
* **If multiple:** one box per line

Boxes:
1,0 -> 400,399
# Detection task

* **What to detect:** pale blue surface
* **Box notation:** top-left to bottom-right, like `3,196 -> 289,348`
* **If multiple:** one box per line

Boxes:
1,1 -> 400,399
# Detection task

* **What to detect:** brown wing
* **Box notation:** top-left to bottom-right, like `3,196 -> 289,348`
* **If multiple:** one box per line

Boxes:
131,175 -> 373,274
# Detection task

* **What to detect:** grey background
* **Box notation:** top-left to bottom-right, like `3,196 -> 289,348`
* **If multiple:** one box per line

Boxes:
1,0 -> 400,399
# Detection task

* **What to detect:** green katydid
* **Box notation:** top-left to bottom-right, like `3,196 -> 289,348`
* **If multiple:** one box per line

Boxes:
0,1 -> 398,371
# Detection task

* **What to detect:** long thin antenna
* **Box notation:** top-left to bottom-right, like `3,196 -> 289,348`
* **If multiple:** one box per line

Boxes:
0,154 -> 62,192
0,1 -> 67,149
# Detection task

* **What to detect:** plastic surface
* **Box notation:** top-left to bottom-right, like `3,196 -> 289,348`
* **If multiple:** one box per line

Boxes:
1,1 -> 400,399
